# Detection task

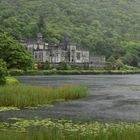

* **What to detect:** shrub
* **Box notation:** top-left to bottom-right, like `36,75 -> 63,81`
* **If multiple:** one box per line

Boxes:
33,63 -> 38,70
44,60 -> 50,70
6,77 -> 20,85
57,62 -> 71,70
8,69 -> 24,76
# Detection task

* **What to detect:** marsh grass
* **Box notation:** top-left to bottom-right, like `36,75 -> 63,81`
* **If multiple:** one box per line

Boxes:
0,118 -> 140,140
0,85 -> 88,108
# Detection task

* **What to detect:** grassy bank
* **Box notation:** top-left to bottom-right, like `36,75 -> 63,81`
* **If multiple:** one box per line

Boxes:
0,85 -> 88,108
0,118 -> 140,140
9,69 -> 140,76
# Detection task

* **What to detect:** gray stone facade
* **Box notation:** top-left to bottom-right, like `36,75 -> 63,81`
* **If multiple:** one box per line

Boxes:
22,33 -> 106,68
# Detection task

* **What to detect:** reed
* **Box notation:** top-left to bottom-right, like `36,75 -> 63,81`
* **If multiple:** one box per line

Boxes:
0,85 -> 88,108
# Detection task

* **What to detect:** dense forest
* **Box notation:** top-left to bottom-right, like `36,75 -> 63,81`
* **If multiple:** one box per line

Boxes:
0,0 -> 140,67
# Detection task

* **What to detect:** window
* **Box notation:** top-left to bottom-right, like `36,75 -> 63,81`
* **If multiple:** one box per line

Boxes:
39,54 -> 42,59
77,52 -> 80,60
35,54 -> 37,59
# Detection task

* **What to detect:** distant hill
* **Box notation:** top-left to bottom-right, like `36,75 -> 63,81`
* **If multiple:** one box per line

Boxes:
0,0 -> 140,67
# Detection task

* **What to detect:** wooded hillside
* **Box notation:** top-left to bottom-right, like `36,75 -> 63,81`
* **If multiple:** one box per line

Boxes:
0,0 -> 140,67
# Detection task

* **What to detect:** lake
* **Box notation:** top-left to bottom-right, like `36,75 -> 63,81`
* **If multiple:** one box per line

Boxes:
1,75 -> 140,122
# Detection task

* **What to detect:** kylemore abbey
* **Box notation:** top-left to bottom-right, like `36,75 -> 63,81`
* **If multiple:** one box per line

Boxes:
22,33 -> 106,68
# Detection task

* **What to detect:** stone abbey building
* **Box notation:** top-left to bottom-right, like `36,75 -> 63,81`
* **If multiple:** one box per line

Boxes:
22,33 -> 106,68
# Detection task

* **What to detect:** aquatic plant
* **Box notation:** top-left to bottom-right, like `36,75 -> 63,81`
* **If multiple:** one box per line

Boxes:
0,107 -> 19,112
0,118 -> 140,140
0,85 -> 88,108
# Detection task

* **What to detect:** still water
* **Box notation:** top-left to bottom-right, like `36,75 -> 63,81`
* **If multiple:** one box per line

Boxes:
1,75 -> 140,122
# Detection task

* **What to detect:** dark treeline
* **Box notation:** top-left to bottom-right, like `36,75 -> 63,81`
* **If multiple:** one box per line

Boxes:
0,0 -> 140,67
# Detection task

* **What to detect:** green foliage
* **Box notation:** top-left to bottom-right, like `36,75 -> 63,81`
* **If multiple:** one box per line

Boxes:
107,56 -> 125,70
107,56 -> 117,70
8,69 -> 25,76
6,77 -> 20,85
57,62 -> 71,70
33,63 -> 38,70
1,0 -> 140,41
0,59 -> 7,85
44,60 -> 50,70
0,31 -> 33,70
116,58 -> 124,70
1,118 -> 140,140
0,0 -> 140,67
122,42 -> 140,68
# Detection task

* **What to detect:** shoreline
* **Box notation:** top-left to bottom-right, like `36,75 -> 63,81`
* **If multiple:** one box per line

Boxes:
9,69 -> 140,76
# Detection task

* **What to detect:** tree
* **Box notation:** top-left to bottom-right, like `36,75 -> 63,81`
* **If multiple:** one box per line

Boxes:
0,31 -> 33,70
107,56 -> 117,70
123,42 -> 140,67
0,59 -> 7,85
44,60 -> 50,70
38,15 -> 45,32
0,0 -> 140,68
116,59 -> 124,70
